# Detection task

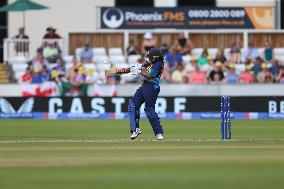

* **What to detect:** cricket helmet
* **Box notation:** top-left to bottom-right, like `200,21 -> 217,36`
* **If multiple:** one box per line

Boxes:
145,48 -> 163,63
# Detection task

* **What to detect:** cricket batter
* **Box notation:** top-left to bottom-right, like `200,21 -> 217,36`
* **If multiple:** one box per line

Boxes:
129,48 -> 164,140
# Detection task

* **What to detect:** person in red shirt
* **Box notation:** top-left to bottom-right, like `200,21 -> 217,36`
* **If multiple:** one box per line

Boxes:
43,26 -> 61,39
21,67 -> 33,83
188,63 -> 207,84
238,65 -> 254,84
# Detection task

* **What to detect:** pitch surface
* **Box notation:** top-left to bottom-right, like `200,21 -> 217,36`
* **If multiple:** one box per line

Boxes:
0,120 -> 284,189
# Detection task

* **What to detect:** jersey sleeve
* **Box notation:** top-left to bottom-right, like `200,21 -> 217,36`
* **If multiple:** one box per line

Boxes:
150,61 -> 163,77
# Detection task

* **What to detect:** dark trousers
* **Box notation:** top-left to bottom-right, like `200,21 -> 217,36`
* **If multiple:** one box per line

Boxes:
131,83 -> 163,135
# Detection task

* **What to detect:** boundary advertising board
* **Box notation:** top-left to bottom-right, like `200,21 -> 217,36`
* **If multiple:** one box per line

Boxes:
0,97 -> 283,119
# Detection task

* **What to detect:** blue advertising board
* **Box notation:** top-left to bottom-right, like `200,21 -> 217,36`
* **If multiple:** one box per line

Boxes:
0,96 -> 283,120
100,7 -> 274,29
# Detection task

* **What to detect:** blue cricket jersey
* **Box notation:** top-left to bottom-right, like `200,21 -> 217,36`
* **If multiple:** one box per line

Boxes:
143,60 -> 164,89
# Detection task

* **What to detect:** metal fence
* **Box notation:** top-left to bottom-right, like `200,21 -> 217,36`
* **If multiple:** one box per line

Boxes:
3,38 -> 67,62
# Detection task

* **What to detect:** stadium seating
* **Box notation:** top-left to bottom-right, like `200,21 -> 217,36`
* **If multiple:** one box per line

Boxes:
185,63 -> 194,72
208,48 -> 218,59
65,63 -> 73,71
108,48 -> 123,56
234,64 -> 246,73
98,71 -> 107,83
12,63 -> 27,82
96,63 -> 110,73
93,55 -> 108,64
191,48 -> 203,58
182,55 -> 191,64
199,64 -> 210,72
224,48 -> 231,59
109,56 -> 126,64
93,47 -> 107,56
84,63 -> 96,70
12,63 -> 27,73
8,45 -> 284,85
114,63 -> 129,68
240,48 -> 246,62
63,55 -> 73,64
274,48 -> 284,62
75,48 -> 82,61
15,71 -> 25,81
128,55 -> 141,65
257,48 -> 265,56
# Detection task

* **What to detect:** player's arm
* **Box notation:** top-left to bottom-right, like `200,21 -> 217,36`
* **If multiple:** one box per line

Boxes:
140,68 -> 153,79
140,64 -> 161,79
142,62 -> 151,68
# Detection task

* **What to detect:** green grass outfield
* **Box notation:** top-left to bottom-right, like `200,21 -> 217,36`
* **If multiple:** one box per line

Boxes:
0,119 -> 284,189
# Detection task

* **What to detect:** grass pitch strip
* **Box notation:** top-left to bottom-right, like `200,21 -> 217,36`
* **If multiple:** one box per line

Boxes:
0,119 -> 284,189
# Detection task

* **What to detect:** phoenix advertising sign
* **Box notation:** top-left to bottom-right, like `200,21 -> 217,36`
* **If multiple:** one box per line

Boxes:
100,7 -> 274,29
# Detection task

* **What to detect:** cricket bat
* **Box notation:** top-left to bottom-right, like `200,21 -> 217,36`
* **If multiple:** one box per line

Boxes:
105,67 -> 130,76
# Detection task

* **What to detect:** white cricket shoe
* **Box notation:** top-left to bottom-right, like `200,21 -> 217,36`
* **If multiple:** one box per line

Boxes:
156,134 -> 164,140
130,128 -> 142,140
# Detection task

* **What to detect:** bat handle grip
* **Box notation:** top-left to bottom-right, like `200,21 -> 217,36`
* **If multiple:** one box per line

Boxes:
116,68 -> 130,74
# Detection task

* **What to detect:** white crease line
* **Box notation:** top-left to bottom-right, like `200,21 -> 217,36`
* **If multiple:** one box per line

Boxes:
0,138 -> 284,144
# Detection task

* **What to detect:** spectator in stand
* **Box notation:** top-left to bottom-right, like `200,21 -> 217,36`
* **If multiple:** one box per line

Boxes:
262,41 -> 274,63
127,40 -> 139,55
13,27 -> 29,56
52,58 -> 66,77
141,32 -> 155,56
174,32 -> 193,55
184,56 -> 196,73
188,63 -> 207,84
42,27 -> 61,53
67,58 -> 83,79
165,47 -> 183,72
228,42 -> 241,64
31,68 -> 43,84
41,65 -> 51,82
224,63 -> 238,84
43,26 -> 61,39
43,42 -> 59,62
269,59 -> 281,81
276,67 -> 284,83
74,67 -> 86,83
27,48 -> 44,66
242,42 -> 259,62
51,59 -> 65,83
208,61 -> 224,84
79,42 -> 94,63
197,49 -> 210,68
68,66 -> 87,95
171,63 -> 186,83
21,67 -> 33,83
244,57 -> 252,66
85,69 -> 98,84
257,63 -> 273,83
160,43 -> 169,56
252,57 -> 263,76
160,62 -> 171,83
213,49 -> 227,65
59,60 -> 88,96
238,65 -> 254,84
31,50 -> 49,75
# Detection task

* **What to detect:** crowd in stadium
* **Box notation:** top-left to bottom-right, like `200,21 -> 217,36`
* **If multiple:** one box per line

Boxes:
19,29 -> 284,88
